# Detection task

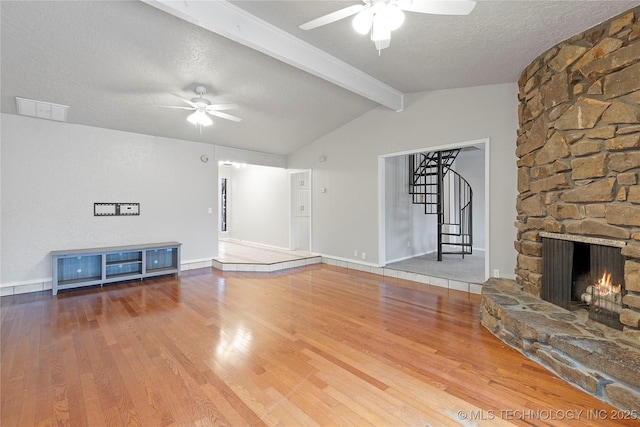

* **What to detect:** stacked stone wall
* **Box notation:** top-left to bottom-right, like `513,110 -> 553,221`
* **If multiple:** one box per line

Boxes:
515,7 -> 640,338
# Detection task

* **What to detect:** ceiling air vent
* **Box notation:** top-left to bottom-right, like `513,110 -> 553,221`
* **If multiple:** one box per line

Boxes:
16,97 -> 68,122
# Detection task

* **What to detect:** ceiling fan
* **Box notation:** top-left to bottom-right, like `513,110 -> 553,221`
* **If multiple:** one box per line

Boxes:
164,85 -> 241,128
300,0 -> 476,52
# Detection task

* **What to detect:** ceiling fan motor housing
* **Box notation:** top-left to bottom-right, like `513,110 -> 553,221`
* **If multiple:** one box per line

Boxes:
192,85 -> 212,106
191,97 -> 211,107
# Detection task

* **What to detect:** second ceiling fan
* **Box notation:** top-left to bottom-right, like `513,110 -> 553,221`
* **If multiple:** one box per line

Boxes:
300,0 -> 476,52
165,85 -> 241,129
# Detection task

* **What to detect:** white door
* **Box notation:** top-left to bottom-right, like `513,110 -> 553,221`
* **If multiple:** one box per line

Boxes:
290,171 -> 311,251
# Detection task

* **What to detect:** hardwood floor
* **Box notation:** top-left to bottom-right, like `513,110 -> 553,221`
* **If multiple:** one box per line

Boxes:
1,265 -> 634,426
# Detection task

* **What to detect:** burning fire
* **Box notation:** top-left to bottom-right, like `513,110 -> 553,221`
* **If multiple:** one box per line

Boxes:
581,271 -> 623,313
594,272 -> 621,297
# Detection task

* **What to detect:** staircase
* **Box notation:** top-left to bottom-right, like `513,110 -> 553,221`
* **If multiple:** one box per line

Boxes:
408,150 -> 473,260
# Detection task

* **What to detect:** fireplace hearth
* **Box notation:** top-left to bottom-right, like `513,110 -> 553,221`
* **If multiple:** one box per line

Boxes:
480,278 -> 640,412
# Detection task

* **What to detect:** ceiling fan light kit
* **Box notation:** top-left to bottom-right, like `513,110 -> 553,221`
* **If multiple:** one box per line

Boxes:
164,85 -> 241,131
187,108 -> 213,127
352,7 -> 374,34
380,4 -> 406,31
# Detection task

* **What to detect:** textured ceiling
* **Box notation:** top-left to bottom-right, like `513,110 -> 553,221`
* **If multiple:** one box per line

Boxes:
2,1 -> 639,156
231,0 -> 640,92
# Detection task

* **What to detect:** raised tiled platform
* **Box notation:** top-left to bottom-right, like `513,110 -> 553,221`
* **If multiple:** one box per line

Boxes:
212,240 -> 322,272
213,240 -> 483,293
212,256 -> 322,272
481,278 -> 640,411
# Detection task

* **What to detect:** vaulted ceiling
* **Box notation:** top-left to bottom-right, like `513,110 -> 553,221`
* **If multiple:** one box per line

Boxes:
2,1 -> 639,155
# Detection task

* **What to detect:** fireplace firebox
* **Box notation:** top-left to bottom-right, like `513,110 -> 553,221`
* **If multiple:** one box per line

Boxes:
541,234 -> 626,330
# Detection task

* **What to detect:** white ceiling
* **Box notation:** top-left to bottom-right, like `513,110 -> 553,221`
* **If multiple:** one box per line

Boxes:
2,1 -> 639,156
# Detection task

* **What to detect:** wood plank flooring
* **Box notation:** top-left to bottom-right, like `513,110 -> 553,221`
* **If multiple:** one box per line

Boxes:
1,265 -> 634,426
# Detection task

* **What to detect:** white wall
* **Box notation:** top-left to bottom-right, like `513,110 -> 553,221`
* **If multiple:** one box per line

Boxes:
384,155 -> 436,263
1,114 -> 219,289
215,145 -> 286,169
288,83 -> 519,278
223,164 -> 290,249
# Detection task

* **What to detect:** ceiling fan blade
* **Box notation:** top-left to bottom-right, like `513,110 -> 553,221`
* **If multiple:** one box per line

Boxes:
170,92 -> 198,108
161,105 -> 195,110
396,0 -> 476,15
300,4 -> 366,30
206,103 -> 239,111
208,111 -> 242,122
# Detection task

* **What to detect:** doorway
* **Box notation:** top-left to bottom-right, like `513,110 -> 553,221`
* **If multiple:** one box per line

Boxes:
379,139 -> 489,283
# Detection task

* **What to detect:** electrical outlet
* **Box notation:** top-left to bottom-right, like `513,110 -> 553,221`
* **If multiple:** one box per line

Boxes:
493,269 -> 500,278
361,252 -> 366,260
354,250 -> 358,257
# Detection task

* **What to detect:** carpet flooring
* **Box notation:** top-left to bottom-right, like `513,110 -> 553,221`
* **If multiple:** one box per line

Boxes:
386,251 -> 485,284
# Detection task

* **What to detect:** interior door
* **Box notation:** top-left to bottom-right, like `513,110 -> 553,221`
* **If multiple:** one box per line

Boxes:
291,171 -> 311,251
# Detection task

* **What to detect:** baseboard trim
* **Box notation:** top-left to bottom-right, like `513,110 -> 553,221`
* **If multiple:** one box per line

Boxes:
1,279 -> 53,296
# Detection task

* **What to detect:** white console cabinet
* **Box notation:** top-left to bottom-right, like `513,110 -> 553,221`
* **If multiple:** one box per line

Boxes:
51,242 -> 181,295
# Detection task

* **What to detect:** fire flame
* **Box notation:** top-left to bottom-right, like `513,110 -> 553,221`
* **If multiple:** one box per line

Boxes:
594,272 -> 622,297
589,271 -> 623,315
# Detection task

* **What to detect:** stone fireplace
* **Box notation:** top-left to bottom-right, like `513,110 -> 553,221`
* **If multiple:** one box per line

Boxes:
513,7 -> 640,338
481,7 -> 640,412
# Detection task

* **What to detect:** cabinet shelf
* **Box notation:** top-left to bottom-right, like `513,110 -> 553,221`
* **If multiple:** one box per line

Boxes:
52,242 -> 181,295
106,263 -> 142,277
58,277 -> 102,286
104,272 -> 142,280
106,260 -> 142,266
145,266 -> 178,275
106,252 -> 142,263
